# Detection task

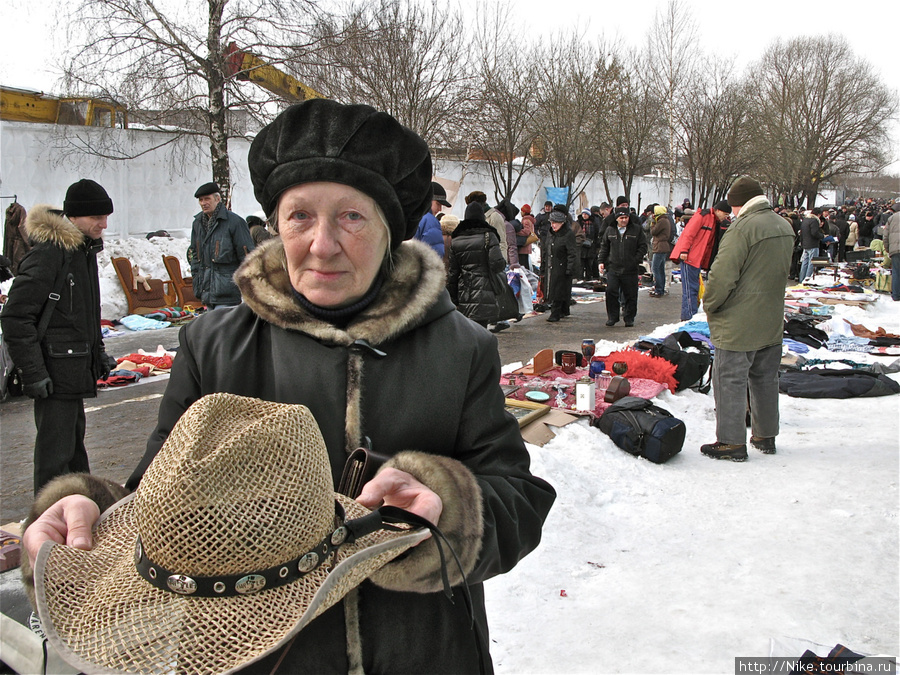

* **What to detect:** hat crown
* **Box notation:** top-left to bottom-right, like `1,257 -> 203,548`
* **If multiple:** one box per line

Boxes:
135,394 -> 333,576
249,99 -> 432,250
63,179 -> 114,217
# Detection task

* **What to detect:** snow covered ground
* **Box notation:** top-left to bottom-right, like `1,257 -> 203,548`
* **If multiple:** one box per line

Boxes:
487,295 -> 900,674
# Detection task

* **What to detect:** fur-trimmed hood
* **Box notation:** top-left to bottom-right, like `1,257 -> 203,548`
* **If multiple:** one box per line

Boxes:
235,237 -> 450,346
24,204 -> 94,251
449,218 -> 496,238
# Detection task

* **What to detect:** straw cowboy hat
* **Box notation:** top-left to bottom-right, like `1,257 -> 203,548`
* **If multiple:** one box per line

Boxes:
33,393 -> 428,674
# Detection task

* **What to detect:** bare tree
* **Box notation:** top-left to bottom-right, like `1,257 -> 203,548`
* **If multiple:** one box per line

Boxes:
644,0 -> 699,207
60,0 -> 355,199
466,1 -> 541,204
748,35 -> 899,208
531,34 -> 618,210
678,59 -> 756,207
295,0 -> 472,150
599,49 -> 666,205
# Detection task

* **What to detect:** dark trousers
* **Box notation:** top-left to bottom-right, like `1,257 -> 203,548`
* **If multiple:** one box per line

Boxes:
33,396 -> 90,494
580,254 -> 595,280
605,270 -> 638,323
548,273 -> 573,319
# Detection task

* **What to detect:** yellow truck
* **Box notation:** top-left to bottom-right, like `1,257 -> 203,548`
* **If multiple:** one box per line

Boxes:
224,43 -> 324,103
0,85 -> 127,128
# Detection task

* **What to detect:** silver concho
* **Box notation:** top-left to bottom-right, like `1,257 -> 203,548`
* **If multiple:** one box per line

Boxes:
235,574 -> 266,595
134,539 -> 143,565
167,574 -> 198,595
330,526 -> 348,546
297,552 -> 319,573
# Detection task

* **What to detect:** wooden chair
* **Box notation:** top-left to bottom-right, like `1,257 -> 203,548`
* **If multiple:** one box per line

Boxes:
162,255 -> 202,309
110,256 -> 175,315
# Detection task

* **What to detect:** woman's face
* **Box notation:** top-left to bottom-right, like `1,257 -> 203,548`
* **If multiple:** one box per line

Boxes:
278,182 -> 388,308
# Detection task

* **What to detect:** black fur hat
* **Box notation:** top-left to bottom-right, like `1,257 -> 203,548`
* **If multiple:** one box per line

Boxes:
63,179 -> 113,217
248,99 -> 433,250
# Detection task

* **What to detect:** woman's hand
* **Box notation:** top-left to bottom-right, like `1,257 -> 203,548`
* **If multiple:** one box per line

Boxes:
356,468 -> 443,527
23,495 -> 100,565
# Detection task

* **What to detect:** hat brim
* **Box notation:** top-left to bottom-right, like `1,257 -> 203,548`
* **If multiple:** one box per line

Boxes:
436,198 -> 451,208
35,492 -> 427,675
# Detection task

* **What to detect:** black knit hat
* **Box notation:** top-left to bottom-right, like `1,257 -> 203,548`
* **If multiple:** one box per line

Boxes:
726,177 -> 764,207
712,200 -> 731,213
464,202 -> 486,222
614,207 -> 630,218
194,182 -> 220,198
248,99 -> 433,250
63,179 -> 114,217
615,195 -> 628,207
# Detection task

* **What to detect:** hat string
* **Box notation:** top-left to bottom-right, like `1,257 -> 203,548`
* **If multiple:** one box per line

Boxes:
378,506 -> 475,628
133,501 -> 417,598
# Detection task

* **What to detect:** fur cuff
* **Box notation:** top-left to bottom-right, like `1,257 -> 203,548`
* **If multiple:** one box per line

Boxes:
21,473 -> 129,607
368,451 -> 483,593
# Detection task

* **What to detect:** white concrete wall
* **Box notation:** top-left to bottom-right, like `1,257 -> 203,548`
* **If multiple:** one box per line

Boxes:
2,121 -> 837,249
0,120 -> 259,240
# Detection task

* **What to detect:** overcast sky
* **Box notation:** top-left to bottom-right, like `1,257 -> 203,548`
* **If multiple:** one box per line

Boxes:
2,0 -> 898,170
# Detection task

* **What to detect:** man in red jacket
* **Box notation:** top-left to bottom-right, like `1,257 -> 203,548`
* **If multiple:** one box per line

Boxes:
669,200 -> 730,320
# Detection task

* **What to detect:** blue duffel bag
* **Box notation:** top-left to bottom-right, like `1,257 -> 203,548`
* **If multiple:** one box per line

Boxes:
592,396 -> 685,464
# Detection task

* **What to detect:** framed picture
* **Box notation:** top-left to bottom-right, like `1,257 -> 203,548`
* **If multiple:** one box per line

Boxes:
504,398 -> 551,428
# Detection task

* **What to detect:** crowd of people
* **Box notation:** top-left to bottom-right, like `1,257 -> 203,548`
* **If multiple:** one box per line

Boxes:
771,200 -> 897,282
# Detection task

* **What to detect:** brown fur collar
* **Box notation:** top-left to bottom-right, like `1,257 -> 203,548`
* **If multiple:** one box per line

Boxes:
369,451 -> 483,592
235,238 -> 447,346
24,204 -> 89,251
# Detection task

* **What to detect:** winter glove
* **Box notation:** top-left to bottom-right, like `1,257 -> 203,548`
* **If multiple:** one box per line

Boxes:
100,352 -> 118,380
23,377 -> 53,399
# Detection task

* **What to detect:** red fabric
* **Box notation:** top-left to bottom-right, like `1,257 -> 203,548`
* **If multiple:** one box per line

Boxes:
598,350 -> 678,392
117,353 -> 174,370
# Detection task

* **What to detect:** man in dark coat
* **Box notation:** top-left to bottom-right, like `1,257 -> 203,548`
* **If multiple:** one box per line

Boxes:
0,180 -> 117,493
533,200 -> 554,239
542,210 -> 576,322
188,182 -> 255,308
598,206 -> 647,327
798,207 -> 824,281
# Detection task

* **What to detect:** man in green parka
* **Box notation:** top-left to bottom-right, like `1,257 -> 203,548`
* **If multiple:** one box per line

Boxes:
700,176 -> 794,461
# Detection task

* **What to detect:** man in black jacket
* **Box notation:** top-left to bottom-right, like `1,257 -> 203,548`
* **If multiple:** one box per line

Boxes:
0,180 -> 117,493
189,182 -> 254,309
598,207 -> 648,327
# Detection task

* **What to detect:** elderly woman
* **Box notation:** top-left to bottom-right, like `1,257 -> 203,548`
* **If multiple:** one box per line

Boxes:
23,100 -> 555,673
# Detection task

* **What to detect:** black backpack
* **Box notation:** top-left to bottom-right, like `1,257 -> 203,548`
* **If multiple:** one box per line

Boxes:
592,396 -> 685,464
650,331 -> 712,393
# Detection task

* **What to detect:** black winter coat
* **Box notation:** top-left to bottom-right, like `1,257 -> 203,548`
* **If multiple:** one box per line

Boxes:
597,220 -> 648,275
542,224 -> 576,303
799,216 -> 824,249
446,219 -> 507,325
123,239 -> 555,673
0,205 -> 106,398
189,205 -> 255,306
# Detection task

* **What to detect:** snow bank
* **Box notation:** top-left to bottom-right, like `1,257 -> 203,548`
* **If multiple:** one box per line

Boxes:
488,297 -> 900,673
97,236 -> 190,320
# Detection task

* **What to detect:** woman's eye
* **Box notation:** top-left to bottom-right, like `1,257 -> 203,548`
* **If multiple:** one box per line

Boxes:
341,211 -> 367,232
